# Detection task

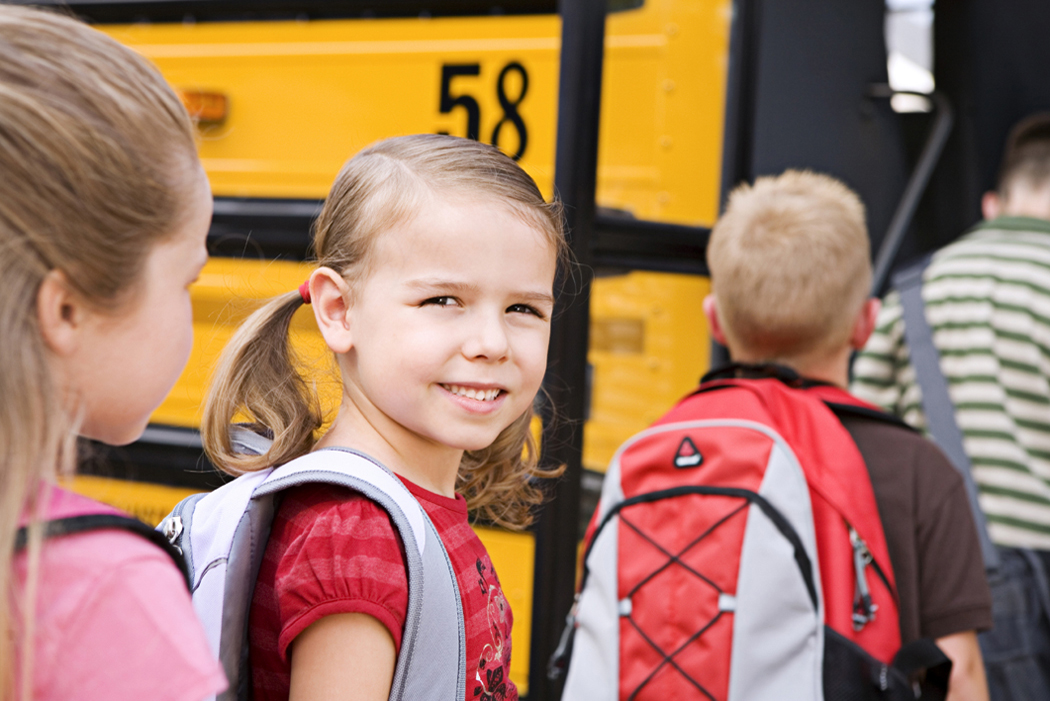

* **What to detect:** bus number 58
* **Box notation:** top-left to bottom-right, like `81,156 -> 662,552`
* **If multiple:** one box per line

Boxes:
438,62 -> 529,161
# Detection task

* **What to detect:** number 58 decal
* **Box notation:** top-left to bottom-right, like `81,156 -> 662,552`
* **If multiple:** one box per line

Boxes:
438,62 -> 529,161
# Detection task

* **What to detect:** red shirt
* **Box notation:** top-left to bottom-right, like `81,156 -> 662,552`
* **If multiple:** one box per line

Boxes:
250,478 -> 516,701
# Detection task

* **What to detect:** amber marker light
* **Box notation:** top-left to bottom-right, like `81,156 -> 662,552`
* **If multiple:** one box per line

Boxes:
178,89 -> 228,126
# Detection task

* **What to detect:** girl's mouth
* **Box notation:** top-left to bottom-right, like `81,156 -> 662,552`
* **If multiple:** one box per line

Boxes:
441,384 -> 504,402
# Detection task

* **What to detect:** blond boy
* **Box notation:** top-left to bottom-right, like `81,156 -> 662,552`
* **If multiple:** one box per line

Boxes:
705,171 -> 991,701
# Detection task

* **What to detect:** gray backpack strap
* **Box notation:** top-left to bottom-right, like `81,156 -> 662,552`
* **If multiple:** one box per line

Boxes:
894,258 -> 1000,571
254,448 -> 467,701
229,426 -> 274,457
223,490 -> 276,701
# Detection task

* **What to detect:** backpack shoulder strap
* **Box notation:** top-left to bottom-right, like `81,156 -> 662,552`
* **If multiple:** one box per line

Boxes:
823,401 -> 914,432
256,449 -> 467,701
18,513 -> 190,589
169,429 -> 467,701
893,256 -> 999,571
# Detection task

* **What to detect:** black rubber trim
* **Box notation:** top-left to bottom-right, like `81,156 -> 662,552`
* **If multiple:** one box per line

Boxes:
29,0 -> 558,24
15,514 -> 191,590
78,430 -> 232,491
204,197 -> 712,272
584,484 -> 819,611
30,0 -> 642,25
591,214 -> 710,275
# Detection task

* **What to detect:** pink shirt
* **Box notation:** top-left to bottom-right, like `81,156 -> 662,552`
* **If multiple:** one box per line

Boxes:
13,486 -> 226,701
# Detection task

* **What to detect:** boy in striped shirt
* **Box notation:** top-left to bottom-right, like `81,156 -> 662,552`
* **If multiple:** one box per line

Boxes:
853,113 -> 1050,700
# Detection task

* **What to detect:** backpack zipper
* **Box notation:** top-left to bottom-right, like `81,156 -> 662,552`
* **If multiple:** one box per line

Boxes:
849,525 -> 878,630
158,505 -> 185,554
547,593 -> 579,681
160,513 -> 184,555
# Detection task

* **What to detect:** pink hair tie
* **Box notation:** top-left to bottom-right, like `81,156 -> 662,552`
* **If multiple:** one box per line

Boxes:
298,280 -> 311,305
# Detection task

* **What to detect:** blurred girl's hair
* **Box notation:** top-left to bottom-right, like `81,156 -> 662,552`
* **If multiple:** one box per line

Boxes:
0,6 -> 198,694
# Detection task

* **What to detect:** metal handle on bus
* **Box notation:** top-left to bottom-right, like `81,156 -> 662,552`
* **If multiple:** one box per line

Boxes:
868,86 -> 954,297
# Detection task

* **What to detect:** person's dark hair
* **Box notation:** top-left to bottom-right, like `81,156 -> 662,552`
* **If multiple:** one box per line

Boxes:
996,113 -> 1050,195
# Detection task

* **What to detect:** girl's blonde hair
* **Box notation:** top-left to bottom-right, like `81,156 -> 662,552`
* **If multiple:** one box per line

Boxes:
0,5 -> 198,695
204,134 -> 566,529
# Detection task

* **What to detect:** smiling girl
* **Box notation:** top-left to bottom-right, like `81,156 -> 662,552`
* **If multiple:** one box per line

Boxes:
202,134 -> 566,701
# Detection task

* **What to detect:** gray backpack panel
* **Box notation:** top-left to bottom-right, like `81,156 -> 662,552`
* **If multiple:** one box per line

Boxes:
160,436 -> 466,701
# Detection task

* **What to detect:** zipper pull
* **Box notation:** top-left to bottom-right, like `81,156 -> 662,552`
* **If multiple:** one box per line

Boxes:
548,593 -> 580,681
161,515 -> 184,555
850,526 -> 878,630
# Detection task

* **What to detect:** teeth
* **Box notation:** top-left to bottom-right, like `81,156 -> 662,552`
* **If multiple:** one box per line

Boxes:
445,384 -> 501,401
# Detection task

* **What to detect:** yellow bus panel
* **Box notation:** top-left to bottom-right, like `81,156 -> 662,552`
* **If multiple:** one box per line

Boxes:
101,0 -> 730,224
104,15 -> 560,199
586,271 -> 710,471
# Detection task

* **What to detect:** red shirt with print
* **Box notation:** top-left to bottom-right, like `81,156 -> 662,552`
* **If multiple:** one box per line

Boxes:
249,478 -> 516,701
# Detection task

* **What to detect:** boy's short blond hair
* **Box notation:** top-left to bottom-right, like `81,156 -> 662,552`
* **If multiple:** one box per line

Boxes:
708,170 -> 871,361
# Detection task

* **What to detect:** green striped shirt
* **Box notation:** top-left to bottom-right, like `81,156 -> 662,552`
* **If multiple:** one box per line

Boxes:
852,216 -> 1050,549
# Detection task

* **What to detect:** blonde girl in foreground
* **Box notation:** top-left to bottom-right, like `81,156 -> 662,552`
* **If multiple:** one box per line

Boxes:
203,134 -> 565,701
0,6 -> 225,701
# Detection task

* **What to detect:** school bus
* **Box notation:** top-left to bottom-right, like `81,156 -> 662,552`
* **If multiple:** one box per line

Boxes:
55,0 -> 731,692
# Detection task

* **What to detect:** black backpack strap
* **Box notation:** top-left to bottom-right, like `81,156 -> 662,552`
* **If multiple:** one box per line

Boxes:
700,365 -> 917,435
893,256 -> 999,572
824,627 -> 951,700
701,362 -> 810,388
891,638 -> 952,699
16,514 -> 191,590
823,401 -> 915,432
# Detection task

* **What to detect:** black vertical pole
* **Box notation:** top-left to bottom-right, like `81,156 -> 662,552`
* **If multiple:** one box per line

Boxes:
711,0 -> 761,369
529,1 -> 606,700
719,0 -> 760,204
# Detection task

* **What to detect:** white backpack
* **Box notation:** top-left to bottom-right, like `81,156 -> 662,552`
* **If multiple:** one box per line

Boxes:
158,429 -> 467,701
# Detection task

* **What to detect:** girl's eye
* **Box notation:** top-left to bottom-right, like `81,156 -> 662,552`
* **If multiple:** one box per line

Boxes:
422,296 -> 458,307
507,303 -> 545,319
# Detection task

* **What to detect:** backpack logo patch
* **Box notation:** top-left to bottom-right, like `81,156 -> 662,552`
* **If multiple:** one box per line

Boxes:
673,436 -> 703,469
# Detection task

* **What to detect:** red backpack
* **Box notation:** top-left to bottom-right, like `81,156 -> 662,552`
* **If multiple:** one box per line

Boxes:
550,365 -> 950,700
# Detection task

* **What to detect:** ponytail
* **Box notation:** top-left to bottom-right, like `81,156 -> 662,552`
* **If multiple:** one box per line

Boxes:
202,292 -> 323,474
205,134 -> 568,524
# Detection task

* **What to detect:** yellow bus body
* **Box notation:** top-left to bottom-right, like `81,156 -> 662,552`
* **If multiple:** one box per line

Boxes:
81,2 -> 730,690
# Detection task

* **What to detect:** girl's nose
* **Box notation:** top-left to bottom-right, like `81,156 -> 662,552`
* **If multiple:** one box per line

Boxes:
463,312 -> 510,361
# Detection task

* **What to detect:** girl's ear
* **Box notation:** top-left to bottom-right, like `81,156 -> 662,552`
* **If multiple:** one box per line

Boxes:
37,269 -> 82,356
311,267 -> 354,354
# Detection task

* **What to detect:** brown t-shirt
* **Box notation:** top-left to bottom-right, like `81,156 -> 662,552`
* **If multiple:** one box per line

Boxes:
838,412 -> 993,643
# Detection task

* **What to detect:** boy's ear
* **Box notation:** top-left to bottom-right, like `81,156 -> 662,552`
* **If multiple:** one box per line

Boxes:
849,298 -> 882,351
310,267 -> 354,354
703,294 -> 729,347
982,191 -> 1002,220
37,269 -> 82,356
